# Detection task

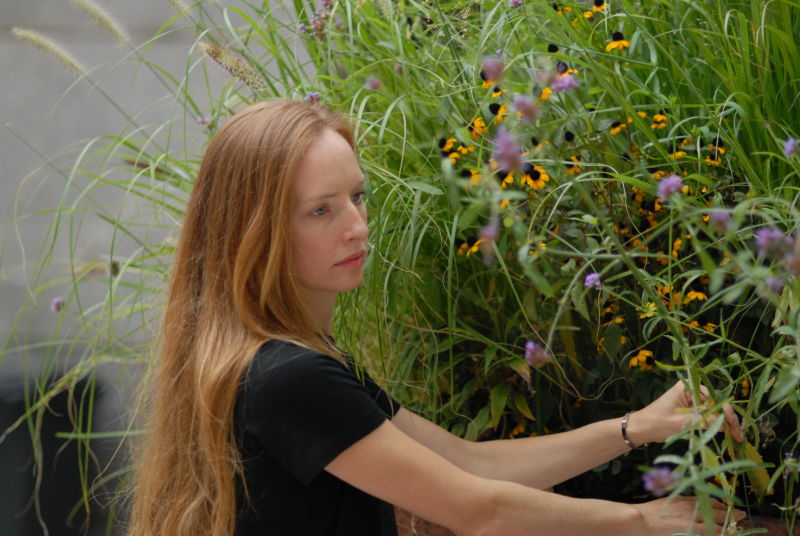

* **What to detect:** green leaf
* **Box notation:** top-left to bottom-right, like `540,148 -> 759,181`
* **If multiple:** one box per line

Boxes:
514,393 -> 536,421
489,383 -> 511,430
769,365 -> 800,404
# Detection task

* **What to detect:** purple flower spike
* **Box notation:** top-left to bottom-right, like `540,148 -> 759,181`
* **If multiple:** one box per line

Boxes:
785,249 -> 800,275
766,276 -> 785,294
509,0 -> 523,6
552,74 -> 579,92
50,296 -> 65,313
584,272 -> 601,288
642,466 -> 678,497
493,127 -> 523,173
365,76 -> 382,90
656,174 -> 684,202
784,138 -> 798,158
755,228 -> 792,259
482,55 -> 505,83
304,91 -> 321,104
709,210 -> 734,233
513,94 -> 540,123
525,341 -> 552,368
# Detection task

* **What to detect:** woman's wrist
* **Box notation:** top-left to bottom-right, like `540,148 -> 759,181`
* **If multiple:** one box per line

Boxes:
621,410 -> 650,449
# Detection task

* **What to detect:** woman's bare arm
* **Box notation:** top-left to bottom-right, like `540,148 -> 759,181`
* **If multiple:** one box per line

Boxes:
325,419 -> 731,536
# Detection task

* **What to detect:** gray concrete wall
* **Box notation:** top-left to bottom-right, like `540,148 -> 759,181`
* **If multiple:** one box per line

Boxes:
0,1 -> 307,534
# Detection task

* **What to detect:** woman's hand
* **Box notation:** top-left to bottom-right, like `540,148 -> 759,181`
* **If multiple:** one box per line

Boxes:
632,496 -> 746,536
625,380 -> 744,447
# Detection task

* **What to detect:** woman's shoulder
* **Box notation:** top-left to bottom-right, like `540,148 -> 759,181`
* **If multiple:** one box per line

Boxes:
246,338 -> 348,383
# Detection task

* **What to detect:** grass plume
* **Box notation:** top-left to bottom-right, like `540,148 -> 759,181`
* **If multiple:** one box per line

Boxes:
71,0 -> 130,43
11,27 -> 86,76
199,42 -> 265,91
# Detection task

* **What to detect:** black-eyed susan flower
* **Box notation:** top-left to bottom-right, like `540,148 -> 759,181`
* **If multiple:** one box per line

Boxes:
528,241 -> 547,256
456,238 -> 486,257
489,102 -> 509,124
530,136 -> 549,150
459,143 -> 475,155
547,43 -> 559,53
651,111 -> 668,130
438,137 -> 457,154
593,0 -> 608,11
705,150 -> 723,166
520,163 -> 550,190
639,301 -> 656,318
552,2 -> 572,14
668,150 -> 687,160
509,421 -> 526,438
468,169 -> 481,188
565,155 -> 582,174
629,349 -> 655,370
741,376 -> 750,397
610,121 -> 627,135
683,290 -> 708,304
606,32 -> 630,52
467,116 -> 487,140
498,170 -> 514,189
564,130 -> 575,143
537,87 -> 553,102
708,138 -> 726,154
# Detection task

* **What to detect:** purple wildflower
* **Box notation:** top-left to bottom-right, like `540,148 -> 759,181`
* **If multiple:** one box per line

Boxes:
784,138 -> 798,158
551,73 -> 579,92
709,210 -> 734,233
321,0 -> 333,10
304,91 -> 321,104
765,276 -> 785,294
525,341 -> 552,368
642,466 -> 678,497
785,247 -> 800,275
365,76 -> 382,90
656,174 -> 684,202
509,0 -> 523,6
513,94 -> 540,123
394,63 -> 403,74
196,114 -> 211,126
755,227 -> 793,259
493,127 -> 523,173
478,217 -> 500,242
297,22 -> 308,34
50,296 -> 65,313
482,55 -> 505,83
584,272 -> 601,288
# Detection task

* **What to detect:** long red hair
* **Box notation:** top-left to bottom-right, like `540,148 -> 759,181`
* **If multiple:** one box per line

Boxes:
126,100 -> 355,535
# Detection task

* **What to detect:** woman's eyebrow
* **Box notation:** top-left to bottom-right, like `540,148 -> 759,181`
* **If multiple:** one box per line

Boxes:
303,177 -> 365,204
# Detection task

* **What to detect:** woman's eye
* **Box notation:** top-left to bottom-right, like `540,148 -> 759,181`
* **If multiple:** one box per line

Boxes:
352,190 -> 366,203
312,206 -> 327,216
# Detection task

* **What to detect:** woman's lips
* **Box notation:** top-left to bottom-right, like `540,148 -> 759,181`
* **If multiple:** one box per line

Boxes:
335,250 -> 366,267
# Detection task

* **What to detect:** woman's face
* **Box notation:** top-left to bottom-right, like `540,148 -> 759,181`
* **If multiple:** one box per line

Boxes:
290,128 -> 368,305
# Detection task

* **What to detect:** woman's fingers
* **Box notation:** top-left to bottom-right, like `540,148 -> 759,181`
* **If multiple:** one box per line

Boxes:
722,402 -> 745,442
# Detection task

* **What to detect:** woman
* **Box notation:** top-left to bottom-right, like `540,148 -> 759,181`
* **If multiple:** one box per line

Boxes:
127,99 -> 745,536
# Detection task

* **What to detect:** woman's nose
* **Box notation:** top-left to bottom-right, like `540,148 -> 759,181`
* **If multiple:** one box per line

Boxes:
344,203 -> 368,242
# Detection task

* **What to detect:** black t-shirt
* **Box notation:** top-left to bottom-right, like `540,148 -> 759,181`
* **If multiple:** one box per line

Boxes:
234,339 -> 401,535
